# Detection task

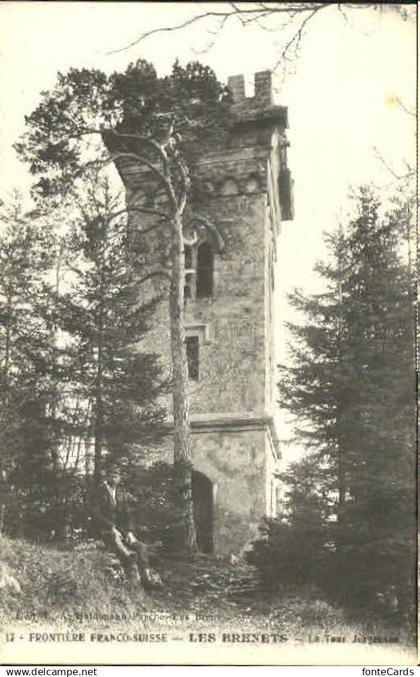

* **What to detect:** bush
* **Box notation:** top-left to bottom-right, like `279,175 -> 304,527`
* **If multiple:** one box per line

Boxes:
246,517 -> 332,591
127,461 -> 186,552
4,465 -> 90,543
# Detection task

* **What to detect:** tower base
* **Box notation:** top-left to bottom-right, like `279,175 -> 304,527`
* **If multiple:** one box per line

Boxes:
160,413 -> 280,555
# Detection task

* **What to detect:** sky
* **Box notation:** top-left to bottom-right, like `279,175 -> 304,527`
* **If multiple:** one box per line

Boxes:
0,2 -> 416,464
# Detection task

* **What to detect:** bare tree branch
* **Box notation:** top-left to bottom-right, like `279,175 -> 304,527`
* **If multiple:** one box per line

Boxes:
395,97 -> 416,117
106,2 -> 328,56
373,146 -> 415,183
106,8 -> 238,55
109,206 -> 171,229
191,14 -> 230,55
106,1 -> 410,76
137,269 -> 171,285
272,6 -> 323,70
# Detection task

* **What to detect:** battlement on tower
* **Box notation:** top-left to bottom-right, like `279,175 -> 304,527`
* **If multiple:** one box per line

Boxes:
227,70 -> 288,128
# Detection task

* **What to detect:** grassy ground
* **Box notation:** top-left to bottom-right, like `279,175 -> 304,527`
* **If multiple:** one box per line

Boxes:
0,534 -> 414,651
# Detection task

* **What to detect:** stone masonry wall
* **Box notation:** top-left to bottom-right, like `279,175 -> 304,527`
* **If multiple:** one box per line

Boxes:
144,188 -> 268,417
159,424 -> 269,554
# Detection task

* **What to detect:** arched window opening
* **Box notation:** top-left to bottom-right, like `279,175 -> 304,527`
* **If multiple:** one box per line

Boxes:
196,242 -> 214,298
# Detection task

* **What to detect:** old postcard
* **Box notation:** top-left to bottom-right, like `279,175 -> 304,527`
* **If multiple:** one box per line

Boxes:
0,1 -> 417,666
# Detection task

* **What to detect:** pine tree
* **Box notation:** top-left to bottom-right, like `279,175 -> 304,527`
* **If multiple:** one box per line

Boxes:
0,194 -> 58,537
278,187 -> 415,610
279,225 -> 349,521
336,189 -> 415,609
56,175 -> 166,483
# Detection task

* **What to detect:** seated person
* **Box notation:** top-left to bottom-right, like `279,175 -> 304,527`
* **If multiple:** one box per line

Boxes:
92,464 -> 161,589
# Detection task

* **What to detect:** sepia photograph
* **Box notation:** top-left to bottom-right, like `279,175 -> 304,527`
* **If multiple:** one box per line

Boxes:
0,0 -> 417,667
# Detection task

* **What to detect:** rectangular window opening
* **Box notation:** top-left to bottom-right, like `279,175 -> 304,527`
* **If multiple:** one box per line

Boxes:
185,335 -> 199,381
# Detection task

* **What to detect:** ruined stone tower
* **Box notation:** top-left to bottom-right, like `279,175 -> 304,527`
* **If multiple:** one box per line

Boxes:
115,70 -> 293,555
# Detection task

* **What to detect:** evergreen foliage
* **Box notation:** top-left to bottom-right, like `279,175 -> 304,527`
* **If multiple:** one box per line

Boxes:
0,178 -> 168,540
15,59 -> 232,205
56,175 -> 167,479
249,187 -> 415,615
0,196 -> 58,538
16,58 -> 234,549
126,461 -> 186,552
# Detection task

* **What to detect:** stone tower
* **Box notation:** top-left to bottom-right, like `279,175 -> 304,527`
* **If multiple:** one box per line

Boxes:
115,70 -> 293,555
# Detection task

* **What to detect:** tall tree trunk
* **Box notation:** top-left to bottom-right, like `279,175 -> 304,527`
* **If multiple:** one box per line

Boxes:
169,212 -> 196,549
